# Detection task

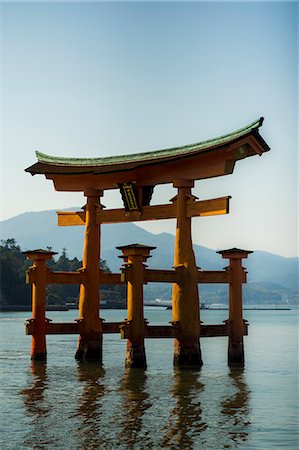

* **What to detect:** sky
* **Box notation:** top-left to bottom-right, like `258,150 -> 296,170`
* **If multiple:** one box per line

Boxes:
1,1 -> 298,258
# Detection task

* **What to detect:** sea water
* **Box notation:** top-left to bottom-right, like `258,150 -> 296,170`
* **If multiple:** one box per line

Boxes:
0,308 -> 298,449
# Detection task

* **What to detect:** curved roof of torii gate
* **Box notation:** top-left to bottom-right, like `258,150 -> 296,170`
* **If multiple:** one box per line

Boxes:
25,117 -> 270,191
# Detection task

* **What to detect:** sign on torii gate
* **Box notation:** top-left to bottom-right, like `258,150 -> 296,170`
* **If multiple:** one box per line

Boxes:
25,118 -> 270,366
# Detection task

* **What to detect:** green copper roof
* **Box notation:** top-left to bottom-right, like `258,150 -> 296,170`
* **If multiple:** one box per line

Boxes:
34,117 -> 266,167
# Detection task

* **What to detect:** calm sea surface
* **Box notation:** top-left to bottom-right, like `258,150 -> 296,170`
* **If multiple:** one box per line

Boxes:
0,308 -> 298,449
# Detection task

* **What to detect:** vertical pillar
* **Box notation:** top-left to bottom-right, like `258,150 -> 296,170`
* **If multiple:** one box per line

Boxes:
117,244 -> 155,368
24,250 -> 56,361
218,248 -> 253,366
76,190 -> 103,361
171,180 -> 202,368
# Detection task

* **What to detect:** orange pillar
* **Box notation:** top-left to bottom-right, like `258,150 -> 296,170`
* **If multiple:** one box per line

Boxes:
24,250 -> 56,361
75,190 -> 103,361
218,248 -> 252,366
171,180 -> 202,367
117,244 -> 155,368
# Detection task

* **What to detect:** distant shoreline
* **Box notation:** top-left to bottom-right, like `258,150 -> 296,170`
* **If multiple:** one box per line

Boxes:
0,305 -> 69,312
207,307 -> 291,311
0,304 -> 127,312
0,305 -> 293,312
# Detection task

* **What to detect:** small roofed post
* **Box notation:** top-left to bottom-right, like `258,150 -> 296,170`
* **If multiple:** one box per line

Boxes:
75,190 -> 103,362
217,248 -> 253,366
171,180 -> 202,368
117,244 -> 156,369
23,250 -> 57,361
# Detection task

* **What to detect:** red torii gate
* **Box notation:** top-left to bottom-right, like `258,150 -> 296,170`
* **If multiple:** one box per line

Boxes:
24,117 -> 270,368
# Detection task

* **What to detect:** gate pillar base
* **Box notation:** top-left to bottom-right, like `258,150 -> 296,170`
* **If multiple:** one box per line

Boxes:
173,338 -> 203,368
31,351 -> 47,362
75,334 -> 103,362
125,341 -> 147,369
31,334 -> 47,362
228,338 -> 244,366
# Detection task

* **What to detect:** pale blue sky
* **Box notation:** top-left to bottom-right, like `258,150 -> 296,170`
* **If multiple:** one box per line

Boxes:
1,1 -> 298,257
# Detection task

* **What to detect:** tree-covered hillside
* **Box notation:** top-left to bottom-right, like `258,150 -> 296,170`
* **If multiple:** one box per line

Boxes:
0,239 -> 31,306
0,239 -> 126,310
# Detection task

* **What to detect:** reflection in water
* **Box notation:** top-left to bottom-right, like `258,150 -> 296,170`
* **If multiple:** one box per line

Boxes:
21,361 -> 49,416
220,368 -> 251,446
19,363 -> 250,449
74,362 -> 106,449
118,369 -> 152,449
160,369 -> 207,449
21,361 -> 55,448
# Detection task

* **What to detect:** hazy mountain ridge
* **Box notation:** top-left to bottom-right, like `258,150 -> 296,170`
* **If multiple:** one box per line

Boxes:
1,209 -> 298,303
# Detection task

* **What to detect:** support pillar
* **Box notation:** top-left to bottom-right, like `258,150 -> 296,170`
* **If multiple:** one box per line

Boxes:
24,250 -> 56,361
117,244 -> 156,368
171,180 -> 202,368
218,248 -> 253,366
75,190 -> 103,362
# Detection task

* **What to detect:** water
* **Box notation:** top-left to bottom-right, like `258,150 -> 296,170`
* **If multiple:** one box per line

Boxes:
0,308 -> 298,449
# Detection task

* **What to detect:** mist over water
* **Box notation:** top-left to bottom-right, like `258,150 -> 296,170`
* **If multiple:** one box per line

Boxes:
1,308 -> 298,449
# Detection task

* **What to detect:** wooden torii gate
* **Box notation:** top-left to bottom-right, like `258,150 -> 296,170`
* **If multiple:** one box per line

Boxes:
24,118 -> 270,368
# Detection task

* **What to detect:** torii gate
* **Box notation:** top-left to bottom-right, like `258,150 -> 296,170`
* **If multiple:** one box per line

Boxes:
24,117 -> 270,368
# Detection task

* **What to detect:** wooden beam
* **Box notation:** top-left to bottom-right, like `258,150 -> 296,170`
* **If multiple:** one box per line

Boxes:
122,323 -> 248,339
145,325 -> 176,338
57,196 -> 231,226
99,204 -> 173,223
145,269 -> 177,283
48,270 -> 124,285
103,322 -> 123,333
197,270 -> 247,283
97,196 -> 230,223
26,321 -> 79,335
26,321 -> 123,335
26,321 -> 248,337
99,272 -> 124,285
57,211 -> 86,226
200,323 -> 248,337
197,271 -> 232,284
187,196 -> 230,217
28,267 -> 244,287
46,271 -> 86,284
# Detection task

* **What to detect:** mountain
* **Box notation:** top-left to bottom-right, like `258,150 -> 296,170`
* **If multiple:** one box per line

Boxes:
1,208 -> 298,303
